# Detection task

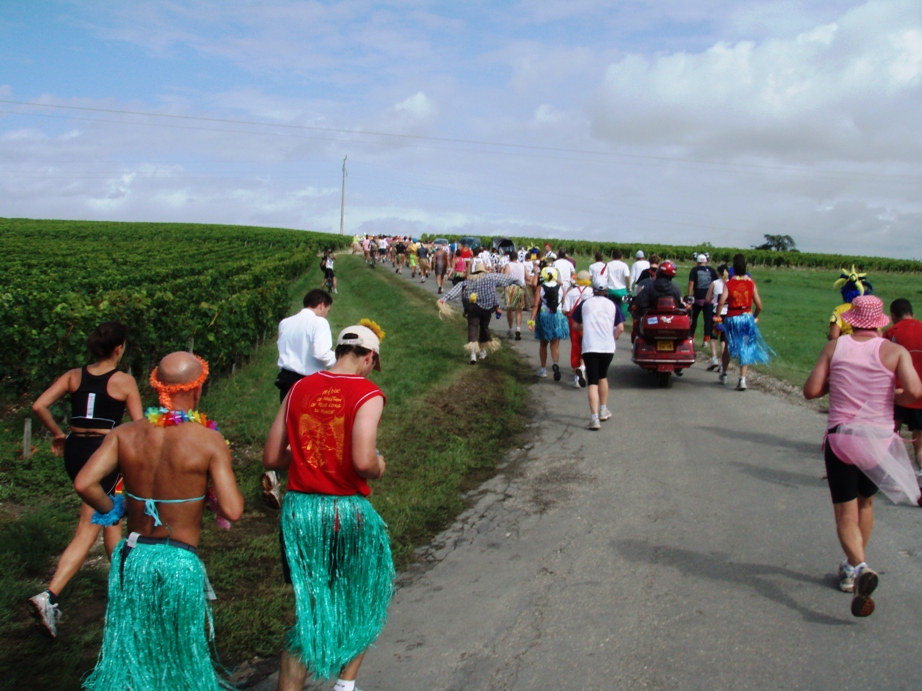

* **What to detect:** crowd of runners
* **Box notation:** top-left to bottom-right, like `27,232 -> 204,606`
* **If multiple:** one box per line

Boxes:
20,235 -> 922,690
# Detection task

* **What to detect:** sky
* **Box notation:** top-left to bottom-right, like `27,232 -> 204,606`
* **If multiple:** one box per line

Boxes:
1,0 -> 920,258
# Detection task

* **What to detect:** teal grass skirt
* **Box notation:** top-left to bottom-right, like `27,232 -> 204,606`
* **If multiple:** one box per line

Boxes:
535,310 -> 570,341
83,539 -> 223,691
280,492 -> 395,681
724,312 -> 775,366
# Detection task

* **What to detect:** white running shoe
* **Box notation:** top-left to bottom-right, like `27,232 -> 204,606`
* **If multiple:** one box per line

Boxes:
537,367 -> 547,378
478,349 -> 488,360
576,366 -> 587,388
599,408 -> 612,422
718,372 -> 728,385
29,591 -> 62,638
587,417 -> 601,430
838,559 -> 856,593
571,376 -> 581,389
736,377 -> 747,391
706,357 -> 719,371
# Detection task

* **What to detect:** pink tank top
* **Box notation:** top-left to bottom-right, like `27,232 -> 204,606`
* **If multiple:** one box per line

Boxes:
828,336 -> 895,428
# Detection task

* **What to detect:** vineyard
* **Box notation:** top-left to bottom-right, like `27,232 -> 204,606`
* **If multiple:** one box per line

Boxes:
422,234 -> 922,273
0,218 -> 350,396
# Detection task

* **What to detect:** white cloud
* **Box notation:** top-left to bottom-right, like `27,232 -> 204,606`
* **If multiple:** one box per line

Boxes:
391,92 -> 435,120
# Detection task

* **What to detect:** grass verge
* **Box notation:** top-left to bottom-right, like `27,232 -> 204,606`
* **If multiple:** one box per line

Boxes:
0,254 -> 531,689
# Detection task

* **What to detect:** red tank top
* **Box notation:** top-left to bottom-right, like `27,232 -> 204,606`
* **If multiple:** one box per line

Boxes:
285,371 -> 385,496
726,277 -> 755,317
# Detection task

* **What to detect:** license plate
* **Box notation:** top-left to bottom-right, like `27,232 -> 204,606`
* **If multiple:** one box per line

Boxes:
656,341 -> 675,352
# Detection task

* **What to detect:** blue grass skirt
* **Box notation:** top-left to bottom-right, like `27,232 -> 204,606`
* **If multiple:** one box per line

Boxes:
535,310 -> 570,341
281,492 -> 395,681
724,313 -> 775,366
83,541 -> 222,691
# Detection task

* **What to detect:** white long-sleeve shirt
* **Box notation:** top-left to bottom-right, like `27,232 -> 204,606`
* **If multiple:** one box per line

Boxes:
277,308 -> 336,375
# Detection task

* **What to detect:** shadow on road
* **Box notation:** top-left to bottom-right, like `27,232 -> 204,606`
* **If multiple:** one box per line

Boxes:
700,425 -> 817,454
612,538 -> 853,626
728,460 -> 825,490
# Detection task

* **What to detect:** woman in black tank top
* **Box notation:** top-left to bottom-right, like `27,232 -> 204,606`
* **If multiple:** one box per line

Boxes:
28,322 -> 142,638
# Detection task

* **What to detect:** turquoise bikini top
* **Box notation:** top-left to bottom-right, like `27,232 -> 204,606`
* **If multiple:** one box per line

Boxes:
126,492 -> 206,527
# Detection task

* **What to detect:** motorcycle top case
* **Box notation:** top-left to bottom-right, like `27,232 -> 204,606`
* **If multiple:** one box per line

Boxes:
640,312 -> 690,340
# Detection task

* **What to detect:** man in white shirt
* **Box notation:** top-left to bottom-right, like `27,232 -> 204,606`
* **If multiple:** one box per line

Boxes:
630,251 -> 650,294
275,289 -> 336,402
605,248 -> 632,316
552,254 -> 575,291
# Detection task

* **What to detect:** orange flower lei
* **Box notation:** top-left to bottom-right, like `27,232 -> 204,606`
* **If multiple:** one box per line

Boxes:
149,355 -> 210,408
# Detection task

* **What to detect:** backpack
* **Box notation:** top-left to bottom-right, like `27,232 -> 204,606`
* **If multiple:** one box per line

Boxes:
543,284 -> 560,313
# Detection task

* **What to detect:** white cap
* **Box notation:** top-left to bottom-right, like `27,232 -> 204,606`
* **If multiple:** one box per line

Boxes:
697,254 -> 708,263
636,250 -> 645,258
336,325 -> 382,370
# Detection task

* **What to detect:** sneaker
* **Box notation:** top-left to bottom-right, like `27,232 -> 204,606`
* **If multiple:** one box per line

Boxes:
552,363 -> 561,381
571,376 -> 581,389
587,417 -> 601,430
851,565 -> 878,617
599,408 -> 612,422
478,349 -> 488,360
736,377 -> 747,391
507,329 -> 514,339
470,352 -> 477,365
260,471 -> 282,510
838,560 -> 856,593
706,357 -> 719,371
718,372 -> 728,385
29,592 -> 61,638
438,287 -> 442,294
576,367 -> 587,388
537,367 -> 547,378
514,331 -> 521,341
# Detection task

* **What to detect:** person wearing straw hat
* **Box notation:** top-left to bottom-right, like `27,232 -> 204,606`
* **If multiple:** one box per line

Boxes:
264,321 -> 394,691
804,295 -> 922,618
529,266 -> 570,380
563,270 -> 594,388
438,258 -> 519,364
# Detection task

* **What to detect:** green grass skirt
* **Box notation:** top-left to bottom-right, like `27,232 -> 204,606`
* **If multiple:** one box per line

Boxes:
280,492 -> 395,680
83,539 -> 224,691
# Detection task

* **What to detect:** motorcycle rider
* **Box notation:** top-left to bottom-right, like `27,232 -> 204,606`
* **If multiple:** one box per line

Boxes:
631,261 -> 684,345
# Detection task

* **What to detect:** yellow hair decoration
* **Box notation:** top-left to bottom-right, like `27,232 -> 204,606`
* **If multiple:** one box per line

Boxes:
833,265 -> 868,295
359,318 -> 386,342
149,355 -> 210,408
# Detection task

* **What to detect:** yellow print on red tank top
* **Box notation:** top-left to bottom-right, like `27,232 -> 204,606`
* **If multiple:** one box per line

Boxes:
299,388 -> 346,470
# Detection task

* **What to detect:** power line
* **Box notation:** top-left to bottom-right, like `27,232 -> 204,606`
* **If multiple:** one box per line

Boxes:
3,98 -> 920,183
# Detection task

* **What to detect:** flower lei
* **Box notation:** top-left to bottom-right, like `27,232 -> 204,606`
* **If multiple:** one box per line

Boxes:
149,355 -> 210,408
145,407 -> 220,432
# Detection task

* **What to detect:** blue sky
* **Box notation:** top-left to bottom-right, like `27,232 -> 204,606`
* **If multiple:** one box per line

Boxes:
2,1 -> 920,257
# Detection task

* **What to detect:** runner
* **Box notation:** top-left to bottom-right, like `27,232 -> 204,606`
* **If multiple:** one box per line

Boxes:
804,296 -> 922,616
630,250 -> 650,292
76,352 -> 244,689
438,259 -> 519,364
417,241 -> 431,283
716,254 -> 773,390
687,254 -> 718,348
605,248 -> 632,317
28,322 -> 143,638
572,274 -> 625,429
562,270 -> 594,388
884,298 -> 922,475
829,267 -> 873,340
704,263 -> 729,371
263,322 -> 393,691
528,266 -> 570,380
503,251 -> 527,341
434,243 -> 450,294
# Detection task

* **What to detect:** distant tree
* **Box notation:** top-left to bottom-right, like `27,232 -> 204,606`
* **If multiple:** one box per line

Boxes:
754,234 -> 797,251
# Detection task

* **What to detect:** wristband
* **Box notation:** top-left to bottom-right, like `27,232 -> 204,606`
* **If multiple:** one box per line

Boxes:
527,319 -> 536,327
91,493 -> 126,526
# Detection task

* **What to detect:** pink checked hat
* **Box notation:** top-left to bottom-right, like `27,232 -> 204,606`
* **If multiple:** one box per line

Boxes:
841,295 -> 890,330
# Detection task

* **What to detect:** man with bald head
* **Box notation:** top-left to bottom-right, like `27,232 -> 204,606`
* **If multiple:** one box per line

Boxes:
75,351 -> 244,691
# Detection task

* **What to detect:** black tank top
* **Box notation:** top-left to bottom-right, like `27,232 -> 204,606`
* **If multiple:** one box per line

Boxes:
70,367 -> 127,430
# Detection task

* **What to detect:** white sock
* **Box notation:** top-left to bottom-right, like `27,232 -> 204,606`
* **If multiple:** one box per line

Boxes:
333,680 -> 356,691
600,405 -> 609,413
591,413 -> 599,420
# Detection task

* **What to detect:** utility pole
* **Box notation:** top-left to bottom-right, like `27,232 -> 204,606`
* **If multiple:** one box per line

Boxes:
339,155 -> 348,235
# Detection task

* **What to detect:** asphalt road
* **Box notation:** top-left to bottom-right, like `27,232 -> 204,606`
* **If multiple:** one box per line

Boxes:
264,263 -> 922,690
